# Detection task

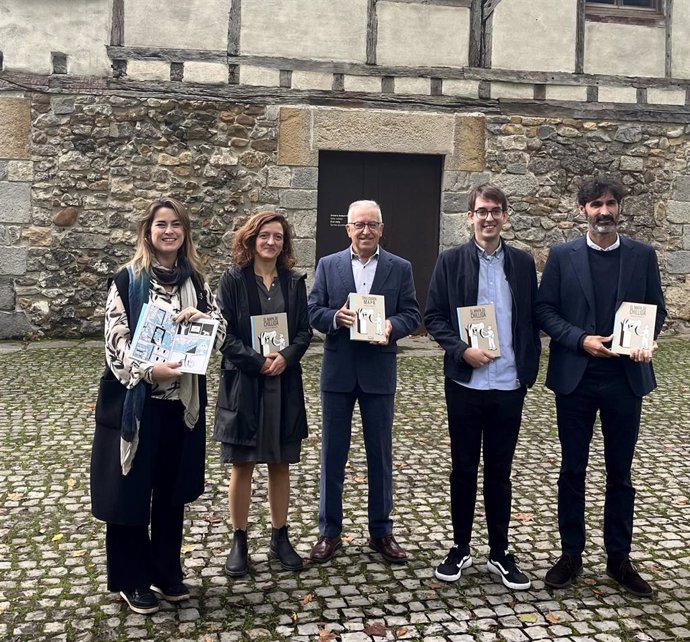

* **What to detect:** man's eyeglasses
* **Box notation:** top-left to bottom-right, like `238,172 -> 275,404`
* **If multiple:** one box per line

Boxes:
349,221 -> 382,231
472,208 -> 505,219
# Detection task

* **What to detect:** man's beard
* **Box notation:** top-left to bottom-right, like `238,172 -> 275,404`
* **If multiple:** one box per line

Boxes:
592,216 -> 617,234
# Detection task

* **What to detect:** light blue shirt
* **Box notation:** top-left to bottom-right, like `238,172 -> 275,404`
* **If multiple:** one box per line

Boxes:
459,242 -> 520,391
332,246 -> 380,329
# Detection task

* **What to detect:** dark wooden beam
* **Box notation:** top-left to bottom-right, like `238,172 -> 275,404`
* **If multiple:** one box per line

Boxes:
665,0 -> 673,78
110,0 -> 124,47
366,0 -> 378,66
482,0 -> 502,19
469,0 -> 482,67
380,0 -> 472,5
483,6 -> 493,68
576,0 -> 585,74
228,0 -> 241,57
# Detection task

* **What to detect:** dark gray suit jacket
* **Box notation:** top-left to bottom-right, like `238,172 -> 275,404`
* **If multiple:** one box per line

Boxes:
308,247 -> 421,395
535,235 -> 666,397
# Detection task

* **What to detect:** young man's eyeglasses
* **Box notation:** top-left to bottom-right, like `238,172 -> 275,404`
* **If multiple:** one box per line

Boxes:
349,221 -> 382,231
472,208 -> 505,219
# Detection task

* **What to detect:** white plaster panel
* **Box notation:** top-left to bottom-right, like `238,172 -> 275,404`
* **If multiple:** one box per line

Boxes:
598,86 -> 638,103
585,22 -> 664,77
672,0 -> 690,78
492,0 -> 577,72
394,77 -> 431,95
343,75 -> 382,93
183,61 -> 228,85
647,88 -> 686,106
240,65 -> 281,87
292,71 -> 333,91
0,0 -> 111,75
240,0 -> 368,62
545,85 -> 588,102
125,0 -> 229,50
376,2 -> 469,67
443,79 -> 480,98
491,82 -> 534,99
313,108 -> 455,156
126,61 -> 171,82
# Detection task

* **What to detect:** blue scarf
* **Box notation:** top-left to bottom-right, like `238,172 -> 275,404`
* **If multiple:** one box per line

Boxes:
120,267 -> 150,473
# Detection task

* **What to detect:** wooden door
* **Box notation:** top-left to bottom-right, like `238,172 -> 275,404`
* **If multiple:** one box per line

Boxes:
316,150 -> 442,317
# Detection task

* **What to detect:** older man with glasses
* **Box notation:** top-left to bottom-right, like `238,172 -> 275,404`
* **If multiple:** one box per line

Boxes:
425,184 -> 541,590
307,199 -> 421,565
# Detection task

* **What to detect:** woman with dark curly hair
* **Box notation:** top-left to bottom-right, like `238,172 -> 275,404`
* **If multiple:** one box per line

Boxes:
91,197 -> 225,614
213,211 -> 311,576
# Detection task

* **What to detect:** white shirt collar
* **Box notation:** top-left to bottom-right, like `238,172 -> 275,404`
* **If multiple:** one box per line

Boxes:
586,233 -> 620,252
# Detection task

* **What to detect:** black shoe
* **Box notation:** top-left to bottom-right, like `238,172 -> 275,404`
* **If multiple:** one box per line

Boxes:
486,550 -> 531,590
544,553 -> 583,589
224,529 -> 249,577
606,558 -> 653,597
119,588 -> 160,615
150,582 -> 191,602
434,544 -> 472,582
270,525 -> 304,571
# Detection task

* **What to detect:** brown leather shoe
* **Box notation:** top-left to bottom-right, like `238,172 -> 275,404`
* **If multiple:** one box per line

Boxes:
310,536 -> 342,563
369,535 -> 408,564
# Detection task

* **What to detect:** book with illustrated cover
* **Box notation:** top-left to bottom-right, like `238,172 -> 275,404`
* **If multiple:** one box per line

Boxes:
456,304 -> 501,357
348,293 -> 386,342
129,302 -> 219,375
250,312 -> 289,356
612,301 -> 657,356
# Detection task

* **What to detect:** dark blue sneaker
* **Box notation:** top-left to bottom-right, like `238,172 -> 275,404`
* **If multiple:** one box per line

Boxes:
486,551 -> 531,590
434,544 -> 472,582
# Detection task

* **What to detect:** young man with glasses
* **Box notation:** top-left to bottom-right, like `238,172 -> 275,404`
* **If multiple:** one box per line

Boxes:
308,200 -> 421,565
425,184 -> 541,590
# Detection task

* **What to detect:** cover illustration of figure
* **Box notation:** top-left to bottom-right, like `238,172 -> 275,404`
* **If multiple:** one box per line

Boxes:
641,325 -> 650,351
356,307 -> 375,335
465,322 -> 485,349
619,317 -> 641,349
259,330 -> 286,356
485,325 -> 497,351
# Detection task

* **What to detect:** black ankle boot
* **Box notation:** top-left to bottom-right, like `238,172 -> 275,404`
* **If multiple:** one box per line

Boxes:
270,525 -> 303,571
224,529 -> 249,577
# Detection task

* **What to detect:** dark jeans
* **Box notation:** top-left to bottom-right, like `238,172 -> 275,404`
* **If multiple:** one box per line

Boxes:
555,370 -> 642,560
105,399 -> 188,592
319,386 -> 394,539
445,379 -> 526,555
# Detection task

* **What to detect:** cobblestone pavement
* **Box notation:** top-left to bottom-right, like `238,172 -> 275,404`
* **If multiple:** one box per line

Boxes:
1,338 -> 689,642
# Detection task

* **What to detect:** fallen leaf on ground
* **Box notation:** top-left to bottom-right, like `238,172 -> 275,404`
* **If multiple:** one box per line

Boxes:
352,475 -> 367,483
72,550 -> 86,557
341,534 -> 354,543
427,581 -> 443,590
545,612 -> 560,624
66,479 -> 76,489
363,622 -> 386,637
51,534 -> 63,542
180,544 -> 197,554
302,592 -> 315,604
672,496 -> 688,506
203,516 -> 223,524
290,611 -> 298,622
396,627 -> 409,638
85,402 -> 96,410
319,629 -> 337,640
513,512 -> 534,522
6,493 -> 23,502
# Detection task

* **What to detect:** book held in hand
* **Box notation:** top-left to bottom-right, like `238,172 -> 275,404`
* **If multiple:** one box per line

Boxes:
348,293 -> 386,342
456,304 -> 501,357
129,302 -> 219,375
612,301 -> 657,356
251,312 -> 289,356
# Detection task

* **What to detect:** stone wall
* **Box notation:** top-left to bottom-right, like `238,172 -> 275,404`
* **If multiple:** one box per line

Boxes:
1,94 -> 689,338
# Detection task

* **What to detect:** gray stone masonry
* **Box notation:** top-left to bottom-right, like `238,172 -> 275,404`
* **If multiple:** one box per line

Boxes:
0,338 -> 689,640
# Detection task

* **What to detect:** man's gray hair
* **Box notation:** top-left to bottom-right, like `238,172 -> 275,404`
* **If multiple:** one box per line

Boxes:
347,200 -> 382,223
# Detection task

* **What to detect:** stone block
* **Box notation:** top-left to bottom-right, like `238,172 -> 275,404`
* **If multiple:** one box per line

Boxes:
0,247 -> 28,275
293,238 -> 316,266
286,211 -> 317,238
0,282 -> 15,310
278,107 -> 317,167
314,108 -> 455,156
672,176 -> 690,202
51,97 -> 75,115
442,192 -> 468,214
22,227 -> 52,246
666,201 -> 690,225
279,190 -> 317,210
0,183 -> 31,223
8,161 -> 34,182
267,166 -> 293,188
0,162 -> 6,180
447,114 -> 486,172
619,156 -> 644,172
492,173 -> 540,198
664,284 -> 690,320
53,207 -> 80,227
667,251 -> 690,274
440,213 -> 471,249
0,311 -> 33,339
291,167 -> 319,190
0,98 -> 31,160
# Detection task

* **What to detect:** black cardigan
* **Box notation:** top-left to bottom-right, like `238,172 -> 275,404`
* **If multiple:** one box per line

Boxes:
424,239 -> 541,388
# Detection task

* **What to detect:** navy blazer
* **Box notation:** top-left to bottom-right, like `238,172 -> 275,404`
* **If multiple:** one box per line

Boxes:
535,235 -> 666,397
308,247 -> 421,395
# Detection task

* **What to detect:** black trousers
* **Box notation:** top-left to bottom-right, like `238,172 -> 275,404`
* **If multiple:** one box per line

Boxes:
555,369 -> 642,560
445,379 -> 526,555
105,399 -> 188,592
